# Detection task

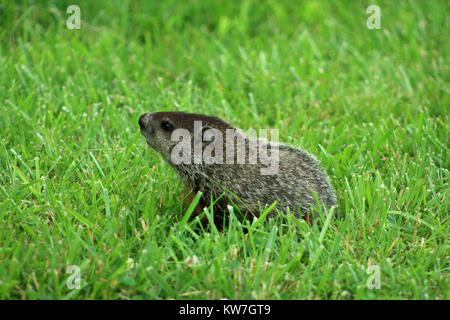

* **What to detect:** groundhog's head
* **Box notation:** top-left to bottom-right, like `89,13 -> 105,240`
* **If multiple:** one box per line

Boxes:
139,111 -> 233,164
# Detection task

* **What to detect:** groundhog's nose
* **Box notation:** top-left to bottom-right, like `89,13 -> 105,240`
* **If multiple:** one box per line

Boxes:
139,113 -> 152,128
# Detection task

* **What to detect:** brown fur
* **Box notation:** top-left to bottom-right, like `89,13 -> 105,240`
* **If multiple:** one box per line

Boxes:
139,111 -> 337,223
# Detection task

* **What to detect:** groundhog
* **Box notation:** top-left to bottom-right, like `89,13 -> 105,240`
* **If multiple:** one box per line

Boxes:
138,111 -> 337,224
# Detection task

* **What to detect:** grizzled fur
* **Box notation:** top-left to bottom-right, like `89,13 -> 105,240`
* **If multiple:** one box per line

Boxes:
139,111 -> 337,221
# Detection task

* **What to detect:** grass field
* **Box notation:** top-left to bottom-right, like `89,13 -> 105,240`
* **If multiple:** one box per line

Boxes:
0,0 -> 448,299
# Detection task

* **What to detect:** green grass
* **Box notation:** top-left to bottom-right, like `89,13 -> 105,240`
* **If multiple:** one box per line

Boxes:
0,0 -> 448,299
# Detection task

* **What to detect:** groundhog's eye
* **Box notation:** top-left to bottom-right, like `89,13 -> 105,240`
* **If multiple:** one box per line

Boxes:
161,121 -> 174,131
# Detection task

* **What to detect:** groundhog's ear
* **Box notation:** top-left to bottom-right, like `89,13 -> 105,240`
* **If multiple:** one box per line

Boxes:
201,125 -> 213,137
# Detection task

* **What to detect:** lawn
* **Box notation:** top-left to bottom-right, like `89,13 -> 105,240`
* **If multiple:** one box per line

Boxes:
0,0 -> 448,299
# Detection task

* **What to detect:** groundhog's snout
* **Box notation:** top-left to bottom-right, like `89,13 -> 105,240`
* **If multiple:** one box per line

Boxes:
139,113 -> 151,129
